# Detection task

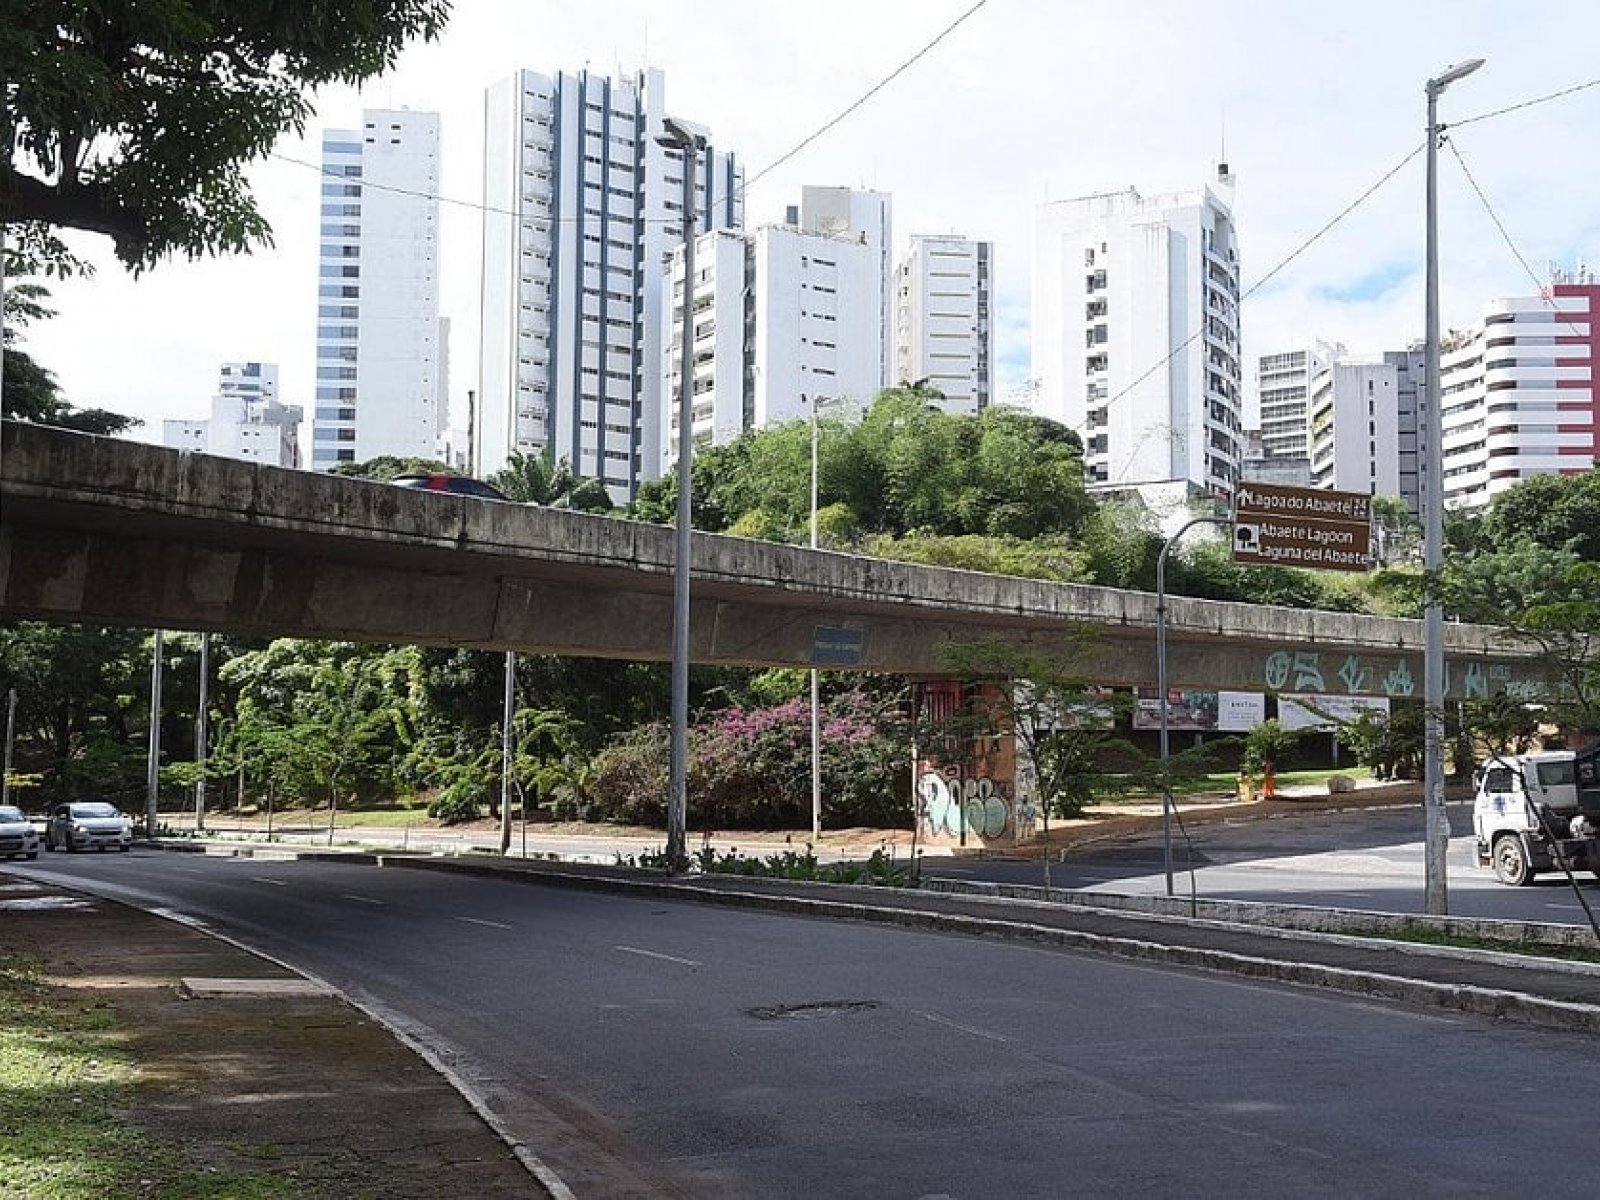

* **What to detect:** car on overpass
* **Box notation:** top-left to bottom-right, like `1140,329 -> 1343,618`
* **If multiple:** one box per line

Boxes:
390,473 -> 510,501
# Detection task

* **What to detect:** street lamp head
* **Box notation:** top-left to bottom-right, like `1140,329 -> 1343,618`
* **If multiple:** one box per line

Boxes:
656,115 -> 709,151
1427,58 -> 1485,95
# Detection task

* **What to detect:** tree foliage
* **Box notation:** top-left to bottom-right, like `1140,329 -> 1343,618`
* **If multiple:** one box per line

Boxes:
1,0 -> 452,271
633,388 -> 1093,548
0,622 -> 148,804
488,450 -> 612,511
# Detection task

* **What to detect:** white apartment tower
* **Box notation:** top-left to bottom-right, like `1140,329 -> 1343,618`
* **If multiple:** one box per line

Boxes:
1256,339 -> 1343,461
479,67 -> 743,503
660,188 -> 892,468
163,361 -> 303,468
1031,171 -> 1244,506
893,235 -> 994,415
310,109 -> 444,469
1307,360 -> 1400,496
1438,275 -> 1600,510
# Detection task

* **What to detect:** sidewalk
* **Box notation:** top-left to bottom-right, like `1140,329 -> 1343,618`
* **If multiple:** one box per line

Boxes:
0,876 -> 542,1198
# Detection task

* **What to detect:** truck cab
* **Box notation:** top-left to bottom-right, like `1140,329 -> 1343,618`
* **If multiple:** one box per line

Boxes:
1473,748 -> 1600,885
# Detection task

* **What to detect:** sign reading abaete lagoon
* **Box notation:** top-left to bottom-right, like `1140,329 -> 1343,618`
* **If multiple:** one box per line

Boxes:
1232,482 -> 1373,573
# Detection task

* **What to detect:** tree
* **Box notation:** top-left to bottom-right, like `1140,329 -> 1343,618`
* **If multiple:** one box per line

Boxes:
220,639 -> 412,811
328,455 -> 452,481
1480,467 -> 1600,562
1,1 -> 452,271
489,450 -> 611,512
0,622 -> 148,803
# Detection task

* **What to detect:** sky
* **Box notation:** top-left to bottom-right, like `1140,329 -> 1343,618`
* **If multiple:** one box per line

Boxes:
18,0 -> 1600,446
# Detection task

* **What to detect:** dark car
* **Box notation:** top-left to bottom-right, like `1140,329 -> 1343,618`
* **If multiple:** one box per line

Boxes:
390,473 -> 509,501
45,801 -> 133,852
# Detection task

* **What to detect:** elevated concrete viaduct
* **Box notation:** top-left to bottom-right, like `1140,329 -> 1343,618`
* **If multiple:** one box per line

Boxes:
0,421 -> 1537,701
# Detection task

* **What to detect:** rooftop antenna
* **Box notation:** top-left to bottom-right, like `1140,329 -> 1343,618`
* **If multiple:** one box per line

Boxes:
1217,105 -> 1233,186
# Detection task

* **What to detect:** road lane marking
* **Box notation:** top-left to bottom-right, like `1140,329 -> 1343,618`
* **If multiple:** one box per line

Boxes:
455,916 -> 514,930
249,876 -> 288,886
615,945 -> 702,967
916,1010 -> 1008,1044
341,894 -> 386,906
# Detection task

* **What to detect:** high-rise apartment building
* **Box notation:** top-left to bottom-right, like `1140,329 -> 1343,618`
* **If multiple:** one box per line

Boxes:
893,234 -> 994,415
1256,339 -> 1343,462
1307,360 -> 1400,497
1031,171 -> 1244,509
1383,344 -> 1425,516
1438,272 -> 1600,510
660,187 -> 891,468
163,361 -> 303,468
478,67 -> 742,503
310,109 -> 444,470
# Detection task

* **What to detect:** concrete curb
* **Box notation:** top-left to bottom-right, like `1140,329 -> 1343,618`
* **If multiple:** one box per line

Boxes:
920,876 -> 1600,951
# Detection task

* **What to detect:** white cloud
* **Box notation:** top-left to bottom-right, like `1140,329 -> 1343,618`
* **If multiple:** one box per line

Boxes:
18,0 -> 1600,445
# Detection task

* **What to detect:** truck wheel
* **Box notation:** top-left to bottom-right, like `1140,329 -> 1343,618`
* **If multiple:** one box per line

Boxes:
1492,835 -> 1534,887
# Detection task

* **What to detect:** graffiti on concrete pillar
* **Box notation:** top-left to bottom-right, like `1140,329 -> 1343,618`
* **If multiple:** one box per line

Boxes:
917,770 -> 1009,841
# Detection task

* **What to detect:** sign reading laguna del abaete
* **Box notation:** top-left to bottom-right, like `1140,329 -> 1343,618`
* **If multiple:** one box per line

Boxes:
1232,481 -> 1373,573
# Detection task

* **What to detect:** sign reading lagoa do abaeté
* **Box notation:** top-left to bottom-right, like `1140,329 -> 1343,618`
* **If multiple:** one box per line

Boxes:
1231,482 -> 1373,573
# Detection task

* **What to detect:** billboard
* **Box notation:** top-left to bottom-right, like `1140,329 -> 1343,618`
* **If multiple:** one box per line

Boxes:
1277,693 -> 1390,732
1133,689 -> 1265,732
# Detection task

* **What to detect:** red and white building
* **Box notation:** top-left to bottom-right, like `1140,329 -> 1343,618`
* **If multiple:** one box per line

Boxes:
1438,271 -> 1599,510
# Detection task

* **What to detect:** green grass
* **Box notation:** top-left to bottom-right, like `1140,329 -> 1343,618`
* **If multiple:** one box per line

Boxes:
0,954 -> 332,1197
1369,922 -> 1600,964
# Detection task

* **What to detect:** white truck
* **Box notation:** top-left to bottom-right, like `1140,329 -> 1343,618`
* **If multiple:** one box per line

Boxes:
1473,747 -> 1600,886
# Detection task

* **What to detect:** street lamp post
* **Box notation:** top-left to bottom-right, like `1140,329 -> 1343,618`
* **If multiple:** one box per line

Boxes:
194,632 -> 209,833
1423,57 -> 1484,916
809,396 -> 826,843
145,630 -> 164,838
1156,516 -> 1229,897
657,116 -> 708,874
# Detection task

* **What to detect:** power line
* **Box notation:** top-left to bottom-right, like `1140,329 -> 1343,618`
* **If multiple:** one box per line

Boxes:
273,1 -> 992,224
739,0 -> 991,195
1096,142 -> 1425,472
1444,136 -> 1588,340
1453,74 -> 1600,129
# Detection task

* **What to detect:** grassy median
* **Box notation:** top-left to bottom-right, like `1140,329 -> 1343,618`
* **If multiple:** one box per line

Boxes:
0,950 -> 300,1198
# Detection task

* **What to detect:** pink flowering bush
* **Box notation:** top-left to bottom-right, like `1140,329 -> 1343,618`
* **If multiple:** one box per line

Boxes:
586,691 -> 909,828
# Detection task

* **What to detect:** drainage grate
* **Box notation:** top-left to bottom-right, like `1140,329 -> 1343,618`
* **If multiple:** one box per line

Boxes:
748,999 -> 881,1021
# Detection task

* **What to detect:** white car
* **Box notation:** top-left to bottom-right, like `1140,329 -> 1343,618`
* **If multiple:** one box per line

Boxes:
0,805 -> 40,860
45,801 -> 133,853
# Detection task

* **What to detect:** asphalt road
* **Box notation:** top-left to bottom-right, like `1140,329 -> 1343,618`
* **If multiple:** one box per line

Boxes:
935,801 -> 1600,925
15,848 -> 1600,1198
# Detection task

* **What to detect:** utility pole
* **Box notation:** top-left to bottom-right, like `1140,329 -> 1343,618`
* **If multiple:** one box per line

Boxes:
1422,57 -> 1485,916
145,631 -> 164,837
2,688 -> 17,808
657,116 -> 708,874
500,650 -> 515,855
194,632 -> 210,833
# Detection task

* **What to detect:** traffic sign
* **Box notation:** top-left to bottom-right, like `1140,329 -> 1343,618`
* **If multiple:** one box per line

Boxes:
1232,482 -> 1373,573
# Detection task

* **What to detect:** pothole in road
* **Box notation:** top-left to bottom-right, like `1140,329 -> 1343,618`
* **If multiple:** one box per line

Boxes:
748,999 -> 882,1021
